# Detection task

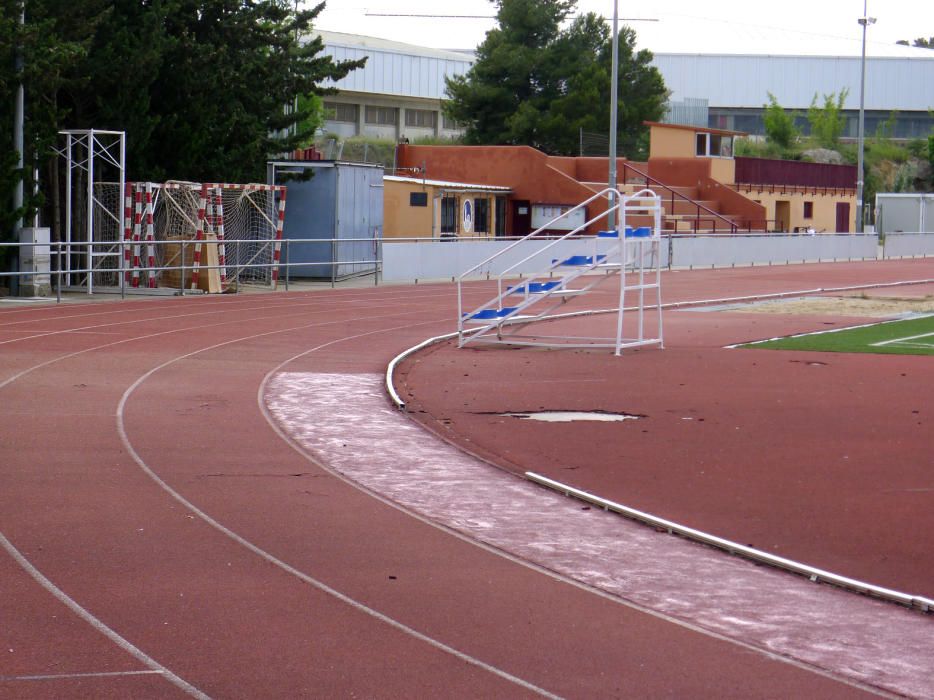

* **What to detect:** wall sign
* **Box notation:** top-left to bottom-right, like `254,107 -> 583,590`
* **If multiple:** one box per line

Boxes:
531,204 -> 585,231
462,199 -> 473,233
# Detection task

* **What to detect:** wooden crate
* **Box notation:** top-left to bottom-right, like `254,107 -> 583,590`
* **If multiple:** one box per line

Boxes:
159,234 -> 223,293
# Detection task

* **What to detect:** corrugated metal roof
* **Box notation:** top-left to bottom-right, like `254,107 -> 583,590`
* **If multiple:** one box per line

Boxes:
312,31 -> 934,112
385,175 -> 511,191
312,31 -> 472,99
651,54 -> 934,111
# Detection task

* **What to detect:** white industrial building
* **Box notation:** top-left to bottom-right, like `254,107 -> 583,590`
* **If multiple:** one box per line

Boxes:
315,30 -> 934,144
315,31 -> 471,141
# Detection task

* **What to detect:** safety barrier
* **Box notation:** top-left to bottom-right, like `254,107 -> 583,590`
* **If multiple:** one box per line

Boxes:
2,231 -> 931,300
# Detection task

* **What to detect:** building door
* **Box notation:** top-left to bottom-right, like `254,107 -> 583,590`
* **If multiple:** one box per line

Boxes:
512,200 -> 532,236
836,202 -> 850,233
774,200 -> 791,232
494,196 -> 507,237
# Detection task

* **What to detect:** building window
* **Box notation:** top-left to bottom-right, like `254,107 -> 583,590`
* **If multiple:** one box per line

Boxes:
474,198 -> 490,233
324,102 -> 358,123
410,191 -> 428,207
695,132 -> 733,158
365,106 -> 397,126
440,196 -> 457,234
442,115 -> 460,130
405,109 -> 437,129
803,201 -> 814,219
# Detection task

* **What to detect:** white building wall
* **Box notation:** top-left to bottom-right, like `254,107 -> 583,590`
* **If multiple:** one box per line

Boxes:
651,54 -> 934,111
315,31 -> 472,100
312,32 -> 933,139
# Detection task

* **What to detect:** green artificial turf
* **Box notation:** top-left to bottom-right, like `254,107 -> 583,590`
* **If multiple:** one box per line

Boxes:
744,314 -> 934,356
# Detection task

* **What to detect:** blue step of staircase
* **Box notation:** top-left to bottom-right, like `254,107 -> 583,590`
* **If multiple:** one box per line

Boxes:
463,307 -> 518,320
509,281 -> 561,294
597,227 -> 652,238
553,254 -> 607,266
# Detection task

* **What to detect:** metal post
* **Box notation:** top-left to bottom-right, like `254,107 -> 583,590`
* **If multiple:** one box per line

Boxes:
13,2 -> 25,236
856,3 -> 876,234
87,133 -> 95,293
284,239 -> 289,291
119,135 -> 126,296
180,240 -> 186,295
65,134 -> 73,287
56,245 -> 62,303
607,1 -> 619,232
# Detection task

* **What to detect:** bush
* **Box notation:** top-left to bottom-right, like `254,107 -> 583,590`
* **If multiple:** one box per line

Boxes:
762,93 -> 799,149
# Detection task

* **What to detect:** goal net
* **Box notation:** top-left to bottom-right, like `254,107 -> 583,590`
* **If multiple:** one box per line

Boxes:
123,181 -> 286,292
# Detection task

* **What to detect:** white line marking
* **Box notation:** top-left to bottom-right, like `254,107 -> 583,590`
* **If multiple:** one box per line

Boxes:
872,330 -> 934,347
265,372 -> 934,700
525,472 -> 932,611
0,306 -> 458,699
115,316 -> 561,699
1,670 -> 164,682
0,534 -> 208,699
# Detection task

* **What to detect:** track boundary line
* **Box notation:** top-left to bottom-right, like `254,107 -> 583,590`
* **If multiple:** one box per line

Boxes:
524,473 -> 933,613
0,533 -> 208,699
1,670 -> 164,682
387,278 -> 934,410
115,315 -> 561,699
265,371 -> 905,699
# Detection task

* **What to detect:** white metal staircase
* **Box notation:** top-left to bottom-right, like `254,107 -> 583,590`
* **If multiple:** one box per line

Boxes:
456,188 -> 664,355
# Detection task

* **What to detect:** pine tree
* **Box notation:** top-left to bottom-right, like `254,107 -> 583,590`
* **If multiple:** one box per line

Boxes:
443,0 -> 666,157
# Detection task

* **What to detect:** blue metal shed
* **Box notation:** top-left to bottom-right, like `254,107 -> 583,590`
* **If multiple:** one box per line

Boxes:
267,160 -> 383,280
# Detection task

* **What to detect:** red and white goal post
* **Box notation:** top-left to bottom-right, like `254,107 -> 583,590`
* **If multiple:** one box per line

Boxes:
121,181 -> 287,292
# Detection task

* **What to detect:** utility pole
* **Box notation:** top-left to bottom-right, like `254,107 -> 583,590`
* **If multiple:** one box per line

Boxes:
856,1 -> 876,233
14,1 -> 25,233
606,7 -> 657,231
607,1 -> 619,231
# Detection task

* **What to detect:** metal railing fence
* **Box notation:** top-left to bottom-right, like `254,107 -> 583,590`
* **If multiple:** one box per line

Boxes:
1,232 -> 931,302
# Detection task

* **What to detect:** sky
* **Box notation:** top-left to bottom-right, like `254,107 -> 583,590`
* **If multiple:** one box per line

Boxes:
313,1 -> 934,57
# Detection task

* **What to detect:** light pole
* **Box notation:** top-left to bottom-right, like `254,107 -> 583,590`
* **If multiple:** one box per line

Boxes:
856,2 -> 875,233
606,6 -> 657,231
607,1 -> 619,231
14,1 -> 25,233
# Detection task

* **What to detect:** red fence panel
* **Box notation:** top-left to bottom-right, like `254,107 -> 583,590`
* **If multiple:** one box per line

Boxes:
735,157 -> 856,190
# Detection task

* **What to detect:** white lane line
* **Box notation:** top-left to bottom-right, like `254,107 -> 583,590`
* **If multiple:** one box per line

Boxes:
0,307 -> 454,700
265,372 -> 934,700
116,316 -> 560,699
0,294 -> 421,346
872,330 -> 934,347
0,534 -> 207,699
1,670 -> 164,682
0,294 -> 456,392
0,285 -> 466,334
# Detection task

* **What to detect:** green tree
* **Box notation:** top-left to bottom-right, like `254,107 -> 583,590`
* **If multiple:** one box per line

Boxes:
896,37 -> 934,48
807,89 -> 849,149
762,92 -> 799,150
2,0 -> 363,244
63,0 -> 364,183
0,0 -> 98,247
444,0 -> 666,157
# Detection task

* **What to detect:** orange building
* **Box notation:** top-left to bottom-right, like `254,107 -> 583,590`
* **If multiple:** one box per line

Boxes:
395,122 -> 857,235
383,175 -> 511,239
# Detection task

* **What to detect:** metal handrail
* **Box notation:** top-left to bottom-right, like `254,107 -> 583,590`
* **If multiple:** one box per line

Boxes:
455,188 -> 623,335
621,162 -> 740,233
455,187 -> 619,281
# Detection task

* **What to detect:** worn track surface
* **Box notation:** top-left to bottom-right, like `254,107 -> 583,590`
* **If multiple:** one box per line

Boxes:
1,259 -> 931,698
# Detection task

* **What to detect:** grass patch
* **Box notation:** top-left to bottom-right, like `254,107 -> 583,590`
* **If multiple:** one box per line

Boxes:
744,315 -> 934,356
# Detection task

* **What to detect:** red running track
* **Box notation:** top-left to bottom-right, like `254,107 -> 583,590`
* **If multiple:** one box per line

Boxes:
397,260 -> 934,599
0,263 -> 928,698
